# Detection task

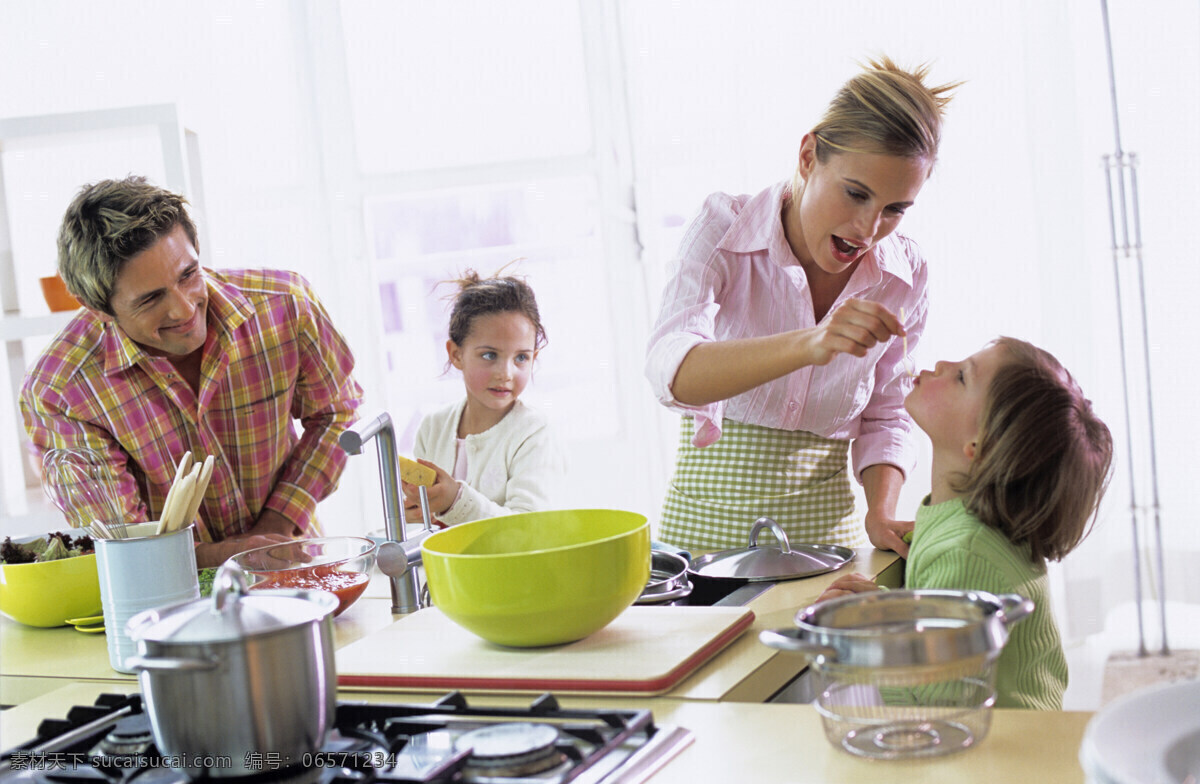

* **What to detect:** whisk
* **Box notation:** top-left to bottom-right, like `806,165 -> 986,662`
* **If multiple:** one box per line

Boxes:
42,448 -> 128,539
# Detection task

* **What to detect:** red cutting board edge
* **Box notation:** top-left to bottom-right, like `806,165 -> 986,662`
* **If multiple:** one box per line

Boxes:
337,607 -> 755,696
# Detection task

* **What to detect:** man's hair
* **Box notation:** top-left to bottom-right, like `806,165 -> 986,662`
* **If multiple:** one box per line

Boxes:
57,176 -> 198,314
953,337 -> 1114,562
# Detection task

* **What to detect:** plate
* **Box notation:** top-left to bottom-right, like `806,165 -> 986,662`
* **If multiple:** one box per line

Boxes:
65,615 -> 104,626
1079,679 -> 1200,784
71,623 -> 105,634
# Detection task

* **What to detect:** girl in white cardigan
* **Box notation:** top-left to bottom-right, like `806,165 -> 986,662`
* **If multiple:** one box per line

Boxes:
402,270 -> 561,526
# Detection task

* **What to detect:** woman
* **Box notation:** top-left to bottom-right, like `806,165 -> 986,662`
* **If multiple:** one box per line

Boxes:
645,57 -> 959,554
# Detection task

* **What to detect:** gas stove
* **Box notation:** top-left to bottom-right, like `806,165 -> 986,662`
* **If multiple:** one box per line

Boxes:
0,692 -> 692,784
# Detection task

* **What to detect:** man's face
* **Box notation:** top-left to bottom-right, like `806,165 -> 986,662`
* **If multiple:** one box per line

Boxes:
99,224 -> 209,358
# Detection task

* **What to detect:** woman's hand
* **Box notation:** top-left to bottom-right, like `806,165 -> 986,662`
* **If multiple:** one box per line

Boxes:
799,299 -> 904,367
670,299 -> 904,407
816,572 -> 881,603
865,512 -> 913,558
402,459 -> 457,523
860,464 -> 910,557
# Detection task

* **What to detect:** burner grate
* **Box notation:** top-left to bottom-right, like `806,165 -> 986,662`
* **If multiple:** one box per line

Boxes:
1,691 -> 690,784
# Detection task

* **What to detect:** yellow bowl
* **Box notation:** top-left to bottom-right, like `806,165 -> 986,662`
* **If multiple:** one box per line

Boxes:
421,509 -> 650,648
0,548 -> 102,628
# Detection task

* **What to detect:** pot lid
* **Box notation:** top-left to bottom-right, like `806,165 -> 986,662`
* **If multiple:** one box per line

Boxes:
127,564 -> 338,644
687,518 -> 854,582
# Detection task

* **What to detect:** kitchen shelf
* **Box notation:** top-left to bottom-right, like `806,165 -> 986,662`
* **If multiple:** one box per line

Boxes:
0,103 -> 204,524
0,312 -> 77,342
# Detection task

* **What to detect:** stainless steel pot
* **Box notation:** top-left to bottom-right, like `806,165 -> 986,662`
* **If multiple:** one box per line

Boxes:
759,588 -> 1035,760
684,518 -> 854,604
759,588 -> 1034,668
126,564 -> 339,777
635,550 -> 693,605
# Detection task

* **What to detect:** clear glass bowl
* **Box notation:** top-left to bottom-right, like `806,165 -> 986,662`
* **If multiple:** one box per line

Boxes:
810,654 -> 998,759
229,536 -> 377,617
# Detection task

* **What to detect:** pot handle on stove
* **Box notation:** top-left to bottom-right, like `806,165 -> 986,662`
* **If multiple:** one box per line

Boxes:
758,627 -> 839,661
125,654 -> 219,673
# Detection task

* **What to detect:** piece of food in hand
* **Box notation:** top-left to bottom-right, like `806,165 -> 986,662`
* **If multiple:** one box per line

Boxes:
901,530 -> 914,544
398,456 -> 436,487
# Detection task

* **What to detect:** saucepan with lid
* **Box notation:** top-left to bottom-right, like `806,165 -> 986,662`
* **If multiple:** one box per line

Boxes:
760,588 -> 1034,759
125,564 -> 339,776
685,517 -> 854,604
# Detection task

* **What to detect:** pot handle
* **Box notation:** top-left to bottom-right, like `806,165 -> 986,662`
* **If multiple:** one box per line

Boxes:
748,517 -> 793,554
125,654 -> 219,672
758,627 -> 839,661
212,563 -> 250,612
997,593 -> 1036,627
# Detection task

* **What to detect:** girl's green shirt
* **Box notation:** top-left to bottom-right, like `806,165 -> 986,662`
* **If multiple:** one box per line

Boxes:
906,496 -> 1068,710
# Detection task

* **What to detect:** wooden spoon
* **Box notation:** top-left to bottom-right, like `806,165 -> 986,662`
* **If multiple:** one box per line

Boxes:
158,452 -> 194,535
177,455 -> 214,533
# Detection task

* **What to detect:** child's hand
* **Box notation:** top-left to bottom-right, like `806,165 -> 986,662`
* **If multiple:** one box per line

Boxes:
816,572 -> 881,603
401,459 -> 457,523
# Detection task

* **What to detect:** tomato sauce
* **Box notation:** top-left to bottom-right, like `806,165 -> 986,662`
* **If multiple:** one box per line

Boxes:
253,563 -> 369,616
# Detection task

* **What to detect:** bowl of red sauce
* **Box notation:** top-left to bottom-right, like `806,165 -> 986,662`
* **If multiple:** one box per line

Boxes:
229,536 -> 377,617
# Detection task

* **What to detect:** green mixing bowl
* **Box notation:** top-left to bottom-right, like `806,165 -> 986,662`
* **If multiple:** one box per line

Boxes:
421,509 -> 650,647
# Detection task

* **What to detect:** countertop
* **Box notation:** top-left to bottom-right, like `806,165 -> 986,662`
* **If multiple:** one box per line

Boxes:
0,547 -> 903,706
0,547 -> 1094,781
0,681 -> 1093,783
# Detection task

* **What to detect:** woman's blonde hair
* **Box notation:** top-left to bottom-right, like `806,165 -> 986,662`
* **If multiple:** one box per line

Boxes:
953,338 -> 1114,563
791,56 -> 960,196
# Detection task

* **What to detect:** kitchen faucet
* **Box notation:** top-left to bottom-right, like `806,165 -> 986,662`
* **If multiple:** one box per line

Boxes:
339,410 -> 431,614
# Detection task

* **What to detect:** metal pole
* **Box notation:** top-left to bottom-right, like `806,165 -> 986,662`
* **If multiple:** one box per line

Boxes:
1102,153 -> 1147,658
1098,0 -> 1168,656
1127,156 -> 1169,655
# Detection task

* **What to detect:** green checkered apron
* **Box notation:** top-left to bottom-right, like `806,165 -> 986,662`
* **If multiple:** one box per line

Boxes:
658,417 -> 865,552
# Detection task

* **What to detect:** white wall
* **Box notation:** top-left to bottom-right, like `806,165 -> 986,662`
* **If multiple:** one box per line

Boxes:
1,0 -> 1196,651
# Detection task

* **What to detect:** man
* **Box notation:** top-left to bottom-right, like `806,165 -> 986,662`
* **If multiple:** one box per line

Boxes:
21,176 -> 364,567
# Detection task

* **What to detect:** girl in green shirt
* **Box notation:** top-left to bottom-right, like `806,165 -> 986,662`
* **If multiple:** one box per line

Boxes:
822,337 -> 1114,709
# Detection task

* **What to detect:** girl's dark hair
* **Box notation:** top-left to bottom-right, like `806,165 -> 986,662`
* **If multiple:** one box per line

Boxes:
445,267 -> 547,350
953,337 -> 1114,563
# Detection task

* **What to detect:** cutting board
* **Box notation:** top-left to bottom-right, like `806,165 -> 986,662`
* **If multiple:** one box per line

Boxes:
336,605 -> 755,696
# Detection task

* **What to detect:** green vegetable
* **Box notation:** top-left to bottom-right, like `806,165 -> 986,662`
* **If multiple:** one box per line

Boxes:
37,537 -> 71,562
2,532 -> 93,564
198,568 -> 217,598
901,530 -> 914,544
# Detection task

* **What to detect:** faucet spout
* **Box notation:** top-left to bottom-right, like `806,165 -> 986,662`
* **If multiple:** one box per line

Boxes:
340,411 -> 423,614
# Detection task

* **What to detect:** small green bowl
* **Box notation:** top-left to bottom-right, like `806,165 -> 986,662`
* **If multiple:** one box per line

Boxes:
421,509 -> 650,648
